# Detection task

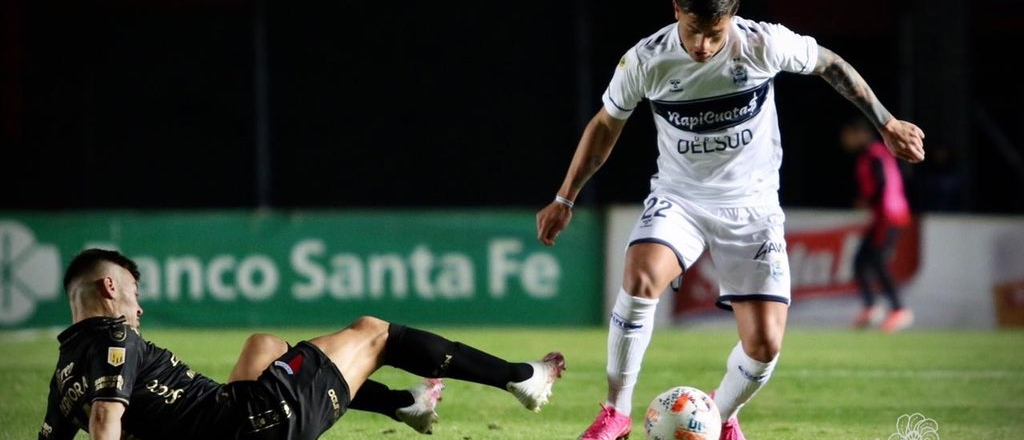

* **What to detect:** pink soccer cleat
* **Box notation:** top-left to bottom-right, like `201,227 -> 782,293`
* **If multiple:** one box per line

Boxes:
881,308 -> 914,333
578,404 -> 632,440
852,304 -> 883,329
720,417 -> 746,440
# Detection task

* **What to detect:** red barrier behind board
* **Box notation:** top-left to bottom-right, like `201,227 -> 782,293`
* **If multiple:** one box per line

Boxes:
994,280 -> 1024,328
674,219 -> 921,316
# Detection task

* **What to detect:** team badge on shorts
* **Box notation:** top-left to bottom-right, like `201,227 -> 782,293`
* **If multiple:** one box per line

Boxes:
768,254 -> 786,280
274,353 -> 305,376
754,240 -> 787,281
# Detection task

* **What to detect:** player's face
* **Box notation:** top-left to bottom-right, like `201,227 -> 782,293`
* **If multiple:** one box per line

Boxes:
674,10 -> 732,63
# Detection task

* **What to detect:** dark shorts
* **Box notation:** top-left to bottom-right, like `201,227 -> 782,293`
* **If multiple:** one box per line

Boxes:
229,341 -> 351,440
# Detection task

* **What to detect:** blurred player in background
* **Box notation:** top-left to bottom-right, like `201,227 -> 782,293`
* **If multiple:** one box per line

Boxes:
535,0 -> 925,439
40,248 -> 565,440
840,116 -> 914,333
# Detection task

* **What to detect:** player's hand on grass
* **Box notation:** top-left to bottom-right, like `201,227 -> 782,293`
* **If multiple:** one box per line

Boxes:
880,118 -> 925,163
536,202 -> 572,246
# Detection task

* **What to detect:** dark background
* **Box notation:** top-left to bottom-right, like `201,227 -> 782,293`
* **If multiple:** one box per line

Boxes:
2,0 -> 1021,213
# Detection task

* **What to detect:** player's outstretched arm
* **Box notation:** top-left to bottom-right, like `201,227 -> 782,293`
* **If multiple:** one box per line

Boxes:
536,108 -> 626,246
813,45 -> 925,163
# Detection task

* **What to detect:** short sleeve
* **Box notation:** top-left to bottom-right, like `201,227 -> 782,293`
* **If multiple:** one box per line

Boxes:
602,47 -> 646,120
86,324 -> 141,405
759,22 -> 818,74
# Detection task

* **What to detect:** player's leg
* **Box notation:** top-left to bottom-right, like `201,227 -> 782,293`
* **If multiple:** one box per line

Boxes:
712,301 -> 787,440
580,244 -> 679,440
852,233 -> 882,328
229,333 -> 289,382
352,377 -> 446,434
874,226 -> 913,332
303,317 -> 446,434
380,321 -> 565,411
607,242 -> 681,413
716,301 -> 787,415
581,193 -> 703,440
227,330 -> 438,432
871,227 -> 902,309
306,316 -> 390,395
308,316 -> 565,411
707,204 -> 791,440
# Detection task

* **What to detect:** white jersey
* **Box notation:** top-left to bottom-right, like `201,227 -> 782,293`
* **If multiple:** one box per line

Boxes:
602,16 -> 818,207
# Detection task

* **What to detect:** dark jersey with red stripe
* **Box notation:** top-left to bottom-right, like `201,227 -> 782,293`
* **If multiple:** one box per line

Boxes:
38,317 -> 239,440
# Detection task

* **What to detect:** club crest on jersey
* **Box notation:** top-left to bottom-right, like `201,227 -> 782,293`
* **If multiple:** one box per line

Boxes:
109,325 -> 126,342
107,347 -> 126,367
669,78 -> 683,92
730,62 -> 749,86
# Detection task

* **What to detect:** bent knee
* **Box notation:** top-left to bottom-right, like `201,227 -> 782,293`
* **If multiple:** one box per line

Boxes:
622,270 -> 673,299
743,338 -> 782,362
348,316 -> 390,333
244,333 -> 288,355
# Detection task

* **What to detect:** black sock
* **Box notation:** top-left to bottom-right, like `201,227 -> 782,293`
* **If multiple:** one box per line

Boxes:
383,324 -> 533,389
348,379 -> 414,421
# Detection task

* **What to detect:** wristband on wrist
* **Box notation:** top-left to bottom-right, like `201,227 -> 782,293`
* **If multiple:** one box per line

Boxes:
554,195 -> 575,209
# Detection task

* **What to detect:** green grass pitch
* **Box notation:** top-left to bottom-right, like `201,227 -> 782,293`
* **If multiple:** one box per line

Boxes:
2,326 -> 1022,439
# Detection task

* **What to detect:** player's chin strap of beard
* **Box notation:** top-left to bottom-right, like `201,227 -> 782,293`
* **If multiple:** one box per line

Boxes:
218,382 -> 288,440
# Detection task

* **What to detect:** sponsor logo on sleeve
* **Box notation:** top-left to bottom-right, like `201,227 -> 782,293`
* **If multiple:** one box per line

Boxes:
58,376 -> 89,416
95,375 -> 125,391
56,362 -> 75,392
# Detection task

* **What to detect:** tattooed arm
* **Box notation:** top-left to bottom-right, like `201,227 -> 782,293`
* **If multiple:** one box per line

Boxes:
814,45 -> 926,163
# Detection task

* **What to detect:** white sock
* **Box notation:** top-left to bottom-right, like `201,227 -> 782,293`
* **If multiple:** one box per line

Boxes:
605,289 -> 658,415
713,341 -> 778,421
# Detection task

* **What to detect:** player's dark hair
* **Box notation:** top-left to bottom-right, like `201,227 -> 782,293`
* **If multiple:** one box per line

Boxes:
673,0 -> 740,24
63,248 -> 141,294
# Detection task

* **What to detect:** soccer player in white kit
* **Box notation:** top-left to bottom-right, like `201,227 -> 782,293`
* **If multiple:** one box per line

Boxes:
535,1 -> 926,439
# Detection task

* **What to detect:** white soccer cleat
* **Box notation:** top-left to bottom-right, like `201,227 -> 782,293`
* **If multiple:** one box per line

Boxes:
396,378 -> 445,434
506,351 -> 566,412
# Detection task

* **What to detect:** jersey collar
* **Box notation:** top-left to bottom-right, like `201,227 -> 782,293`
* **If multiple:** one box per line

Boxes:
58,316 -> 127,345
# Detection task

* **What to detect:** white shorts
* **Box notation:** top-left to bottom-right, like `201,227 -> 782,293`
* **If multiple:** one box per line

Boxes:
626,191 -> 791,310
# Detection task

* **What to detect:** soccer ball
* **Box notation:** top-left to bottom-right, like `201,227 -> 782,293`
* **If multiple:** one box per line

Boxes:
643,386 -> 722,440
